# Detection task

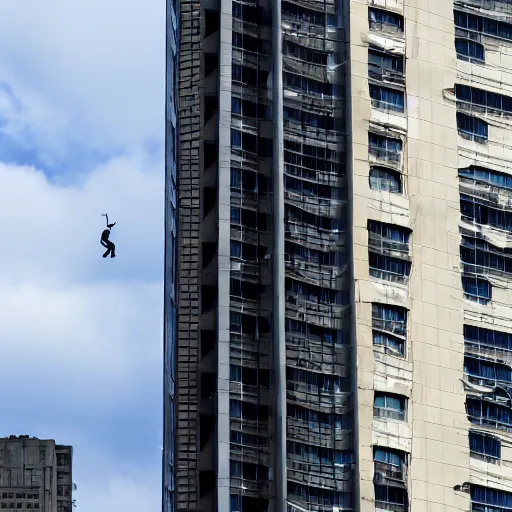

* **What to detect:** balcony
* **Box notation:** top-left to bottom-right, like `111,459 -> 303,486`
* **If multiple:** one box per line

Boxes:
368,62 -> 405,87
374,406 -> 406,422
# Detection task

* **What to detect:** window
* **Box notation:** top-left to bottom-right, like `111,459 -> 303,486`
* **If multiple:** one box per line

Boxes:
460,236 -> 512,276
374,392 -> 407,421
284,41 -> 328,65
288,483 -> 352,507
456,112 -> 488,143
232,64 -> 260,86
232,31 -> 265,54
369,166 -> 402,193
369,84 -> 405,112
284,139 -> 342,176
287,441 -> 353,466
465,356 -> 512,384
230,430 -> 267,447
230,495 -> 242,512
459,166 -> 512,190
282,1 -> 325,26
230,460 -> 268,480
469,431 -> 501,461
284,72 -> 335,97
368,132 -> 403,162
455,39 -> 484,63
286,204 -> 344,231
464,324 -> 512,353
232,2 -> 260,23
368,7 -> 404,33
288,404 -> 351,430
368,48 -> 404,82
230,364 -> 269,387
286,278 -> 345,305
456,84 -> 512,115
285,176 -> 342,200
374,448 -> 406,468
372,303 -> 407,357
471,484 -> 512,512
455,10 -> 512,42
283,106 -> 336,131
369,253 -> 411,283
462,275 -> 491,304
374,485 -> 408,510
287,367 -> 346,393
466,397 -> 512,431
368,220 -> 410,247
230,167 -> 267,192
286,318 -> 346,345
230,399 -> 269,422
231,97 -> 267,118
460,195 -> 512,231
374,448 -> 407,482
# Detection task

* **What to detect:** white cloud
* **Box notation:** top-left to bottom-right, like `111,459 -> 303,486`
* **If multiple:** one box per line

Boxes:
0,0 -> 164,146
0,157 -> 164,511
0,1 -> 166,509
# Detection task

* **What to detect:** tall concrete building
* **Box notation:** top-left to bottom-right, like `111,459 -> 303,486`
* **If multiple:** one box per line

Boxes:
163,0 -> 512,510
0,436 -> 73,512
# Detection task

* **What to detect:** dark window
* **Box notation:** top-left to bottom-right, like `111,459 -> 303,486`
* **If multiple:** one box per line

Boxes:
286,318 -> 347,345
469,431 -> 501,460
287,441 -> 353,465
464,324 -> 512,353
455,10 -> 512,42
283,41 -> 328,65
286,278 -> 346,305
283,106 -> 336,131
283,72 -> 334,97
368,132 -> 403,162
456,112 -> 488,143
369,166 -> 402,193
368,48 -> 404,82
460,194 -> 512,231
462,275 -> 491,304
286,367 -> 347,393
455,39 -> 484,63
466,397 -> 512,430
471,485 -> 512,511
456,84 -> 512,115
369,84 -> 405,112
369,253 -> 411,282
368,7 -> 404,33
460,236 -> 512,276
374,485 -> 408,509
465,356 -> 512,384
288,483 -> 352,507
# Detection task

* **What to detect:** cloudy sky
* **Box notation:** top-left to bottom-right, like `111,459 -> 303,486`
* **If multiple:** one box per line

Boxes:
0,1 -> 164,509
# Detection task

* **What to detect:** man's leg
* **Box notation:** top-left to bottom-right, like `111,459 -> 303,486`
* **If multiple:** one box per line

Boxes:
101,241 -> 111,258
109,242 -> 116,258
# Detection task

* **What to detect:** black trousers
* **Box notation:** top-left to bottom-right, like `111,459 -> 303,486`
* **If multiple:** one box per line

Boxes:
101,240 -> 116,257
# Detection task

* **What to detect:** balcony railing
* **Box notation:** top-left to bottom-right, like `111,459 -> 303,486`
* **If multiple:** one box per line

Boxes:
374,461 -> 407,484
368,63 -> 405,86
372,317 -> 406,337
374,407 -> 406,421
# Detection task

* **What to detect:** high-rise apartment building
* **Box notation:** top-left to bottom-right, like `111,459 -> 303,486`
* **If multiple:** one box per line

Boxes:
163,0 -> 512,511
0,436 -> 73,512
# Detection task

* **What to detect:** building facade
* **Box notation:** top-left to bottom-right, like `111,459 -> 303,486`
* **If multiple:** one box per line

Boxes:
163,0 -> 512,511
0,436 -> 73,512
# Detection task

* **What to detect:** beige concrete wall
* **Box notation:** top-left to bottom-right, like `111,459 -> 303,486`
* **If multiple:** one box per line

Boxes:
349,0 -> 471,509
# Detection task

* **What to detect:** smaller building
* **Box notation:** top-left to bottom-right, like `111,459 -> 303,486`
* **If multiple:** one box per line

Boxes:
0,435 -> 73,512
